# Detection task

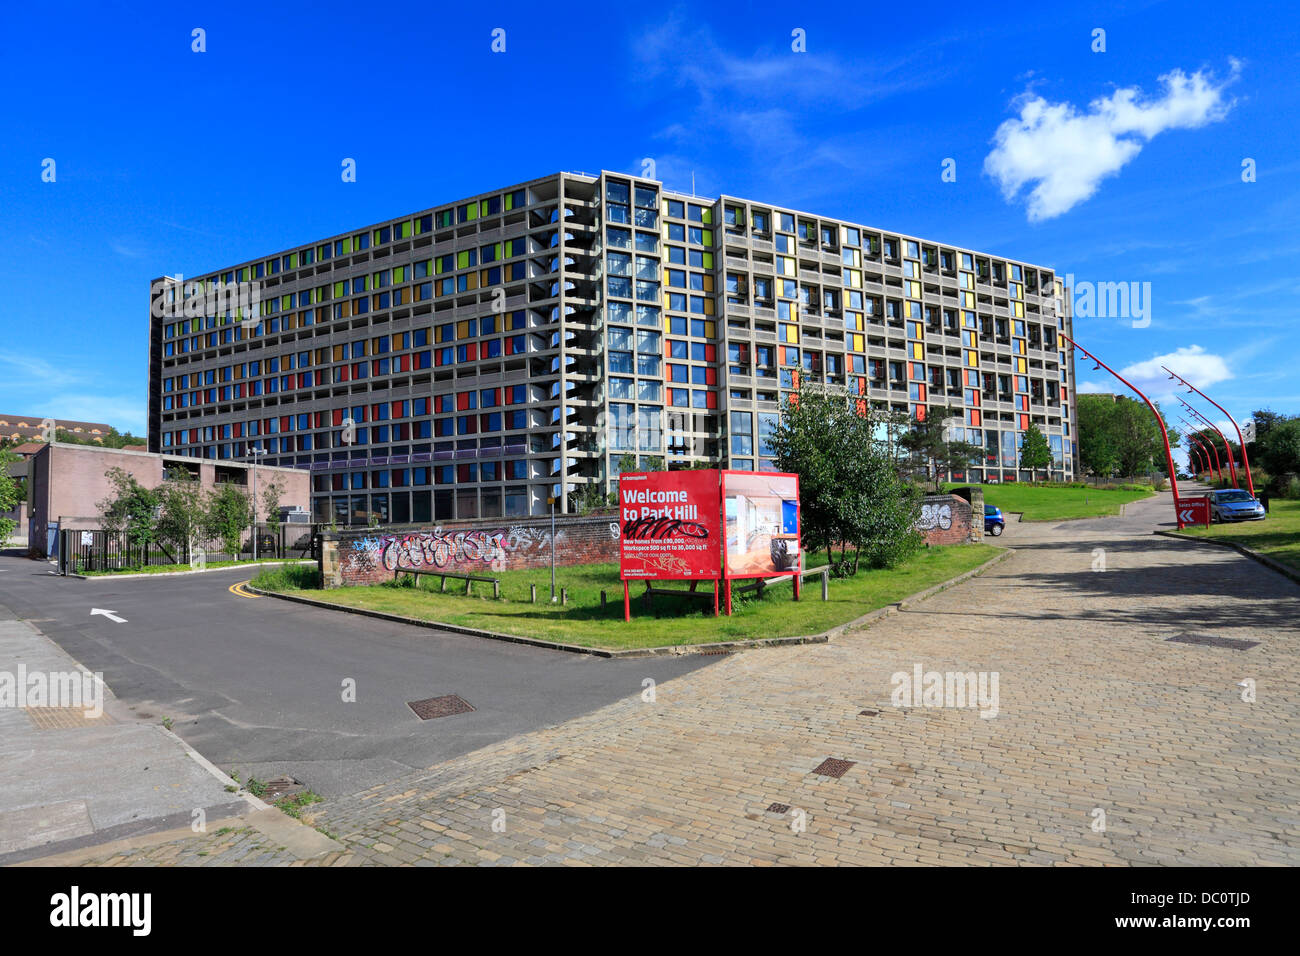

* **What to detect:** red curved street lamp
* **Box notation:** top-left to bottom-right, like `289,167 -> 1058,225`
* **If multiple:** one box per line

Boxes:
1176,397 -> 1238,488
1061,333 -> 1181,508
1183,424 -> 1221,483
1189,440 -> 1211,479
1163,366 -> 1255,497
1190,444 -> 1207,477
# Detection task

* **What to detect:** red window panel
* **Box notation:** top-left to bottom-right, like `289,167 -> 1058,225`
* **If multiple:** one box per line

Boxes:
790,370 -> 800,389
371,404 -> 384,421
337,365 -> 350,382
1020,414 -> 1030,430
1061,386 -> 1068,401
855,399 -> 867,416
397,354 -> 410,372
394,422 -> 409,441
705,368 -> 717,385
351,362 -> 363,379
914,405 -> 926,422
777,346 -> 786,366
916,383 -> 927,402
280,416 -> 291,432
456,392 -> 471,411
970,392 -> 980,407
705,390 -> 718,409
465,343 -> 478,362
371,360 -> 381,376
705,344 -> 717,362
970,409 -> 981,427
189,428 -> 199,443
332,409 -> 344,426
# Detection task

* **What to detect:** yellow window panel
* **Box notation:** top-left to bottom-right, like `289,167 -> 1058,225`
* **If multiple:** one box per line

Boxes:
704,320 -> 716,337
967,350 -> 978,367
702,274 -> 714,292
1017,357 -> 1027,373
912,343 -> 923,359
853,333 -> 865,352
1018,340 -> 1026,354
1014,301 -> 1024,317
456,320 -> 471,339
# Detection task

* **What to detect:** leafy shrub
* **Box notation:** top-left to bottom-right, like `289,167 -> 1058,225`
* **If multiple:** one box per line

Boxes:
252,564 -> 320,590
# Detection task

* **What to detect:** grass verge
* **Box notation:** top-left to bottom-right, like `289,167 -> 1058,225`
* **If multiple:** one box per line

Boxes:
944,482 -> 1155,521
252,544 -> 1002,651
81,558 -> 312,577
1179,499 -> 1300,573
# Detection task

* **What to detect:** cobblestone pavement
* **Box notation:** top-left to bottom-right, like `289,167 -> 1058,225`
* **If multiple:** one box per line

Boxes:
56,494 -> 1300,866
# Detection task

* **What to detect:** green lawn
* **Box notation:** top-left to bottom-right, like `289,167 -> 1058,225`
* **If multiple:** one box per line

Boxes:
252,545 -> 1003,651
81,558 -> 312,577
1181,498 -> 1300,572
944,482 -> 1156,521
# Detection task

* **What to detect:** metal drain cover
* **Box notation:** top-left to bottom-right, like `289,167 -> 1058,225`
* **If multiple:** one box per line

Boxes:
408,694 -> 476,720
766,803 -> 791,814
811,757 -> 856,778
1167,633 -> 1259,651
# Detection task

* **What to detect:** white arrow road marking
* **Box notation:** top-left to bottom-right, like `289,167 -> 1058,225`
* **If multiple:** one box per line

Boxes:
89,608 -> 127,624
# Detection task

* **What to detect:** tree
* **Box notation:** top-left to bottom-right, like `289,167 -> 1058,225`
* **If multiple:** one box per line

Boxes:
1260,418 -> 1300,479
1077,394 -> 1121,476
896,406 -> 984,492
96,467 -> 161,565
204,483 -> 252,557
155,467 -> 208,562
1019,422 -> 1053,481
260,477 -> 285,537
568,482 -> 607,515
1108,397 -> 1178,477
769,387 -> 922,573
54,426 -> 146,449
0,449 -> 20,542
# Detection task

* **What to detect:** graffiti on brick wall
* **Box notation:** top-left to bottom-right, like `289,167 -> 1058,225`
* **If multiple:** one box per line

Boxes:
341,525 -> 571,574
917,502 -> 953,532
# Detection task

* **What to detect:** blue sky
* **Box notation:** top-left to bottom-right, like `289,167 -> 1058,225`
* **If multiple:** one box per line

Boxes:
2,0 -> 1296,468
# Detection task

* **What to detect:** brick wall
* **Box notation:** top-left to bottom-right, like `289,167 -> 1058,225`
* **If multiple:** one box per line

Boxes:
325,511 -> 621,587
917,494 -> 976,546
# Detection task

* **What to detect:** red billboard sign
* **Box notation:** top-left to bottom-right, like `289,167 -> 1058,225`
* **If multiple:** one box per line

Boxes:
722,471 -> 801,580
1176,496 -> 1210,529
618,470 -> 721,580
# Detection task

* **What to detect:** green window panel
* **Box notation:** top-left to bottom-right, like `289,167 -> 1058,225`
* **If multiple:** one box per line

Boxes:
281,295 -> 290,309
288,253 -> 298,268
399,220 -> 412,238
341,237 -> 353,254
333,281 -> 345,298
504,192 -> 514,211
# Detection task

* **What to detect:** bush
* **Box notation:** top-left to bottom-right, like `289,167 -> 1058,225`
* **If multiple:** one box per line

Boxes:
252,564 -> 321,590
1282,476 -> 1300,500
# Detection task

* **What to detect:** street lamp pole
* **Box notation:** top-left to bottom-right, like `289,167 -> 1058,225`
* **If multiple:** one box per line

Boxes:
1059,333 -> 1182,511
1177,397 -> 1239,489
250,445 -> 265,561
1163,366 -> 1255,497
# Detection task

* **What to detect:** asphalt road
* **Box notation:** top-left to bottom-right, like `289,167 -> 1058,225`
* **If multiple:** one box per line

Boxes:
0,558 -> 712,797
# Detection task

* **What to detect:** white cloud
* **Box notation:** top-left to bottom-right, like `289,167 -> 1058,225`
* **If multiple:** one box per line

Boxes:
984,64 -> 1239,221
1118,345 -> 1232,400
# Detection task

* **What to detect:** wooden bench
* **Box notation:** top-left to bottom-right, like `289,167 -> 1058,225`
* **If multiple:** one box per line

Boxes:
394,567 -> 500,598
733,566 -> 830,601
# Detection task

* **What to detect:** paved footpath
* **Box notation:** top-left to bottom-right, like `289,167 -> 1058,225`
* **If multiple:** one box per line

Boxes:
46,492 -> 1300,866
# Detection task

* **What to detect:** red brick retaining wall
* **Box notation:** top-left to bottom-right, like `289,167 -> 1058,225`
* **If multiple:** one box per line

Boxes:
325,511 -> 621,587
918,494 -> 977,546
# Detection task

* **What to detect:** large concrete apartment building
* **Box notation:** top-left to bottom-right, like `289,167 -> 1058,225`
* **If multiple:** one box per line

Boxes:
149,170 -> 1078,524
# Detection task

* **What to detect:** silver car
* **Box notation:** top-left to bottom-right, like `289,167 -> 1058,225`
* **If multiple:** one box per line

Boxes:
1208,489 -> 1266,522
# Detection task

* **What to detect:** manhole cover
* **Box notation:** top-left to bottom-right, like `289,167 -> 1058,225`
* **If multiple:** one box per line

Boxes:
1167,633 -> 1259,651
859,708 -> 880,717
407,694 -> 475,720
766,803 -> 791,814
811,757 -> 856,779
261,776 -> 301,801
